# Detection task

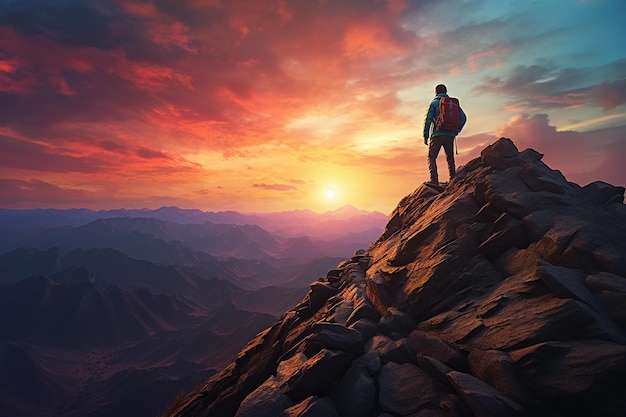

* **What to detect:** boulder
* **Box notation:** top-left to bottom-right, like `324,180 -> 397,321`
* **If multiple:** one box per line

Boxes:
377,362 -> 439,416
467,349 -> 539,408
584,272 -> 626,327
378,306 -> 415,336
348,318 -> 379,341
447,370 -> 526,417
582,181 -> 625,205
307,282 -> 339,312
302,322 -> 363,357
282,349 -> 354,404
509,340 -> 626,415
366,335 -> 414,364
345,297 -> 379,327
280,396 -> 339,417
235,376 -> 292,417
276,353 -> 308,387
330,352 -> 380,417
407,330 -> 468,371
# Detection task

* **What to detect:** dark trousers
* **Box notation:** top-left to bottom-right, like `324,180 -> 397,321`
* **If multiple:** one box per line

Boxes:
428,135 -> 455,183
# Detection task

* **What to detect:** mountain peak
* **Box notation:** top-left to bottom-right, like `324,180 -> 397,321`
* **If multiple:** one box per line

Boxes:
161,137 -> 626,417
326,204 -> 367,217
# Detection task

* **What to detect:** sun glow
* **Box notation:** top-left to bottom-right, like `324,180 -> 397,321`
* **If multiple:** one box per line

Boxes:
325,189 -> 336,199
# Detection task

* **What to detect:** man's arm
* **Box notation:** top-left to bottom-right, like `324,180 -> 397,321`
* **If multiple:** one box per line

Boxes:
423,100 -> 436,144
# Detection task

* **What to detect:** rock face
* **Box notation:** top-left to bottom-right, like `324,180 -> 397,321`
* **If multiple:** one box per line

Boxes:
162,138 -> 626,417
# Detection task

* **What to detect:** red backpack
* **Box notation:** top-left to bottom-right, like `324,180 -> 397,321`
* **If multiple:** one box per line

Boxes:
436,96 -> 461,131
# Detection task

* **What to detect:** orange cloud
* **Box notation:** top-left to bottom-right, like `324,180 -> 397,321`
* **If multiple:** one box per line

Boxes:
252,183 -> 297,191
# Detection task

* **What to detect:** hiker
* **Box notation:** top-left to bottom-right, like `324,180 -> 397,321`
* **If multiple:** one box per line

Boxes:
423,84 -> 467,185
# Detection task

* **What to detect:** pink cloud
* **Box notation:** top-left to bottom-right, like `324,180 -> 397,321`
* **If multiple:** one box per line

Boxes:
495,113 -> 625,187
592,80 -> 626,110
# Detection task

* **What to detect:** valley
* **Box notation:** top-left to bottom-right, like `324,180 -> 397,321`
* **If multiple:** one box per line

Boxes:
0,206 -> 386,417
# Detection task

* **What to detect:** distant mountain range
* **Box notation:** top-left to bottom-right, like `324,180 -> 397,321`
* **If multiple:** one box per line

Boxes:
0,204 -> 388,239
0,205 -> 386,416
0,206 -> 387,261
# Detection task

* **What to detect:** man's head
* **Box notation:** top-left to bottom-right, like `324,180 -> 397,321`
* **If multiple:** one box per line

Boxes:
435,84 -> 447,94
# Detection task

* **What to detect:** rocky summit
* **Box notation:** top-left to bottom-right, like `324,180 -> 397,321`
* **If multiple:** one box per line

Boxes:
162,138 -> 626,417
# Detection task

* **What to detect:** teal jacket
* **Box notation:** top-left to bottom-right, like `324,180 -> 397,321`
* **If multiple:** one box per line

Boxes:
423,93 -> 467,138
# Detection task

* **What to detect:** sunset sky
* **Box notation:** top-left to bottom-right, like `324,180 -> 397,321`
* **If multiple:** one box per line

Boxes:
1,0 -> 625,214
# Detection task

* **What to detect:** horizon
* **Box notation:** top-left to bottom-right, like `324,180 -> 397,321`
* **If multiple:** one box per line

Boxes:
1,0 -> 625,214
0,202 -> 388,216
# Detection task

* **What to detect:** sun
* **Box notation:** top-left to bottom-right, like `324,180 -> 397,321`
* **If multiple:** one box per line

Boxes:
325,189 -> 336,199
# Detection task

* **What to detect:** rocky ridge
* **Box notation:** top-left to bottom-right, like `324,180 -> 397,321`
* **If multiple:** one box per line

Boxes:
162,138 -> 626,417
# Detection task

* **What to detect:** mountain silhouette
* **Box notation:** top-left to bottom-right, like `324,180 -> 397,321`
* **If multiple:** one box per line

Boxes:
0,275 -> 202,348
0,205 -> 388,241
162,138 -> 626,417
1,215 -> 376,262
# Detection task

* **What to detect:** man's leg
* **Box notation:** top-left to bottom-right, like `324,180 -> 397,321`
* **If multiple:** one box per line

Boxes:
442,136 -> 455,180
427,136 -> 444,184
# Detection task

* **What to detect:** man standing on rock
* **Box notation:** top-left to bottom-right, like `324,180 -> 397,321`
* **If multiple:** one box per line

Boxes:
423,84 -> 467,186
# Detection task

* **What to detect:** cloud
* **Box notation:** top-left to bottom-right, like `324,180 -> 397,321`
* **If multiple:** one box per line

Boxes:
0,178 -> 95,208
252,183 -> 297,191
475,61 -> 626,111
592,79 -> 626,110
0,0 -> 624,211
135,147 -> 171,160
0,134 -> 107,173
495,113 -> 626,187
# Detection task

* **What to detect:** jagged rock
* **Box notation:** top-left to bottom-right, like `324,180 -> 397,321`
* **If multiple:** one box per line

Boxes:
345,297 -> 379,327
447,370 -> 526,417
307,282 -> 339,312
281,348 -> 354,404
508,340 -> 626,415
235,376 -> 292,417
276,353 -> 308,386
378,362 -> 439,415
280,396 -> 339,417
378,306 -> 416,335
329,299 -> 354,324
331,352 -> 380,417
365,271 -> 395,316
478,213 -> 528,261
348,318 -> 378,341
583,181 -> 625,205
466,349 -> 539,409
417,355 -> 455,386
162,138 -> 626,417
480,137 -> 523,170
584,272 -> 626,327
495,248 -> 541,276
366,335 -> 414,364
301,322 -> 363,356
407,330 -> 468,371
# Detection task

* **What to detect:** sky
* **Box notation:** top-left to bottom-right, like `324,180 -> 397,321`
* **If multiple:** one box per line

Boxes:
1,0 -> 625,214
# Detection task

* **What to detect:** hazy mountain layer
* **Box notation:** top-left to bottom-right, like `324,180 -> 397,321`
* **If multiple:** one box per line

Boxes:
0,205 -> 388,240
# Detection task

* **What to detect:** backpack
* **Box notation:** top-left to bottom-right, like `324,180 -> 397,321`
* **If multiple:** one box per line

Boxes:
436,96 -> 461,131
